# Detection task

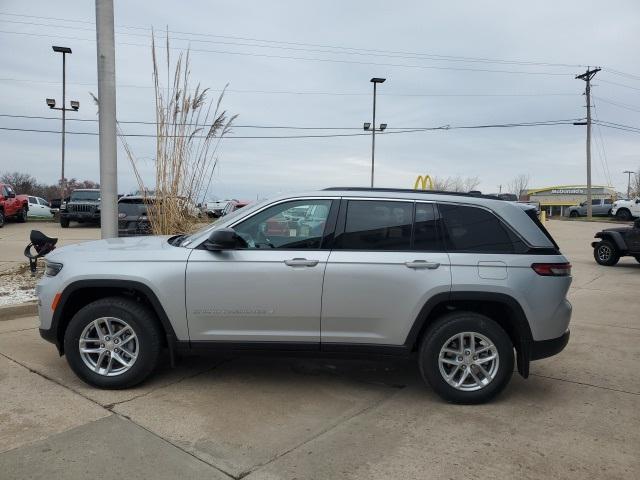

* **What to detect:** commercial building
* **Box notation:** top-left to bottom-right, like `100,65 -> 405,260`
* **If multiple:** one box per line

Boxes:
523,185 -> 616,217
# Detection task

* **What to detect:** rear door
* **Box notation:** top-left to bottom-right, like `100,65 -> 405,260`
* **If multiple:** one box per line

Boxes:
321,199 -> 451,346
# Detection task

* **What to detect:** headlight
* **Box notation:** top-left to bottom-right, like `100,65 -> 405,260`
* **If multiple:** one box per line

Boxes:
45,262 -> 63,277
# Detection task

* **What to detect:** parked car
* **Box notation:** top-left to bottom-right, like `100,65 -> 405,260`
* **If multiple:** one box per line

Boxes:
59,189 -> 100,228
25,196 -> 54,218
37,187 -> 572,404
564,198 -> 613,218
0,183 -> 28,226
610,198 -> 640,221
221,200 -> 250,217
205,199 -> 232,218
591,218 -> 640,265
118,195 -> 152,237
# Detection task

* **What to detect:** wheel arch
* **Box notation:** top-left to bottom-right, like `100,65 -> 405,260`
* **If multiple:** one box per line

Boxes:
51,280 -> 178,357
597,231 -> 626,251
405,292 -> 534,377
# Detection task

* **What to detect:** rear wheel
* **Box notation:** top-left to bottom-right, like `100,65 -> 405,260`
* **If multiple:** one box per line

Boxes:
616,209 -> 632,221
593,241 -> 620,266
17,207 -> 27,223
60,217 -> 70,228
418,312 -> 514,404
63,296 -> 163,389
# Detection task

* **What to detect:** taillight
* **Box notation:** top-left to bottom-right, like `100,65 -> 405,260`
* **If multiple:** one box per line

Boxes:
531,263 -> 572,276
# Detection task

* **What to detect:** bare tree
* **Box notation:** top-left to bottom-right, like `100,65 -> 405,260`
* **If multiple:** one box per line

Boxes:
507,174 -> 530,199
430,175 -> 481,192
0,172 -> 39,195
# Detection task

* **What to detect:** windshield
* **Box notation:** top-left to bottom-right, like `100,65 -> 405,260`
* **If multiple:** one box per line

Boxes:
71,191 -> 100,201
118,202 -> 148,216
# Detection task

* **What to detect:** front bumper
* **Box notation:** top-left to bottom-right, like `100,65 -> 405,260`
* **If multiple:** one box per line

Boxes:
530,330 -> 570,360
61,212 -> 100,221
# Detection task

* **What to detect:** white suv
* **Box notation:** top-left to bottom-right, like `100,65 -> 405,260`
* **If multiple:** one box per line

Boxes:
37,188 -> 572,404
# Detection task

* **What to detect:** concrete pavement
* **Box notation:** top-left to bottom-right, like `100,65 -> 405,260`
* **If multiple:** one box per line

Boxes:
0,220 -> 638,479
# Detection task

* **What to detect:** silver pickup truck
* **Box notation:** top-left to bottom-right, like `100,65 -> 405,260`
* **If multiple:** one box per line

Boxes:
564,198 -> 613,217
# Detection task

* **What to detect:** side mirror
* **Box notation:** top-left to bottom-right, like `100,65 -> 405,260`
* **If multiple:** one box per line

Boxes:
204,228 -> 240,251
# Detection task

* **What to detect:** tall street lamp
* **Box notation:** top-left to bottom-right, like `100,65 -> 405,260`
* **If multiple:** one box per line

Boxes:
46,46 -> 79,200
364,77 -> 387,188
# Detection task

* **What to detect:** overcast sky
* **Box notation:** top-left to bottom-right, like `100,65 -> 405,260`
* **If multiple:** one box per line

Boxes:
1,0 -> 639,200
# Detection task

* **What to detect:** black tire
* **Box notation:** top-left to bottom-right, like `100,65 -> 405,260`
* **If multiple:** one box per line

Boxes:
616,209 -> 632,221
569,210 -> 579,218
60,217 -> 70,228
635,256 -> 640,264
63,296 -> 163,389
593,241 -> 620,266
0,210 -> 4,228
418,312 -> 514,404
17,206 -> 27,223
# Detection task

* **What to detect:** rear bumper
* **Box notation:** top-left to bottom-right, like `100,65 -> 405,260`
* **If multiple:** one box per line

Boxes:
530,330 -> 570,360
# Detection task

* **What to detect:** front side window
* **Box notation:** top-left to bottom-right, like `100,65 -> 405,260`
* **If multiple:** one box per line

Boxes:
234,199 -> 332,249
439,203 -> 525,253
334,200 -> 413,250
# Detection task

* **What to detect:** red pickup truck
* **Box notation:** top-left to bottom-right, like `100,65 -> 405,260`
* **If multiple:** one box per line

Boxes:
0,183 -> 29,227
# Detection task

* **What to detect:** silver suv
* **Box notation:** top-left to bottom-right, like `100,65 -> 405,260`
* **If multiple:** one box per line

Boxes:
37,188 -> 572,404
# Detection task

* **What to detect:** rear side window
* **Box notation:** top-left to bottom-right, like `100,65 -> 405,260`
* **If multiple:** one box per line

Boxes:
414,203 -> 442,251
439,204 -> 526,253
334,200 -> 413,250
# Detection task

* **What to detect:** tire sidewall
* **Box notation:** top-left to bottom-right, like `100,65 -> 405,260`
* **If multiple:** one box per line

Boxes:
419,313 -> 514,404
63,298 -> 162,389
616,209 -> 631,221
593,241 -> 619,266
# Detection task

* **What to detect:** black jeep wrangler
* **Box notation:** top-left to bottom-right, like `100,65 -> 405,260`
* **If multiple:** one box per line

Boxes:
59,189 -> 100,228
592,218 -> 640,266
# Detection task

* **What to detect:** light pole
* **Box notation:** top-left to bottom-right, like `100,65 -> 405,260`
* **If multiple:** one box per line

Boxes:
364,77 -> 387,188
623,170 -> 634,199
46,46 -> 79,201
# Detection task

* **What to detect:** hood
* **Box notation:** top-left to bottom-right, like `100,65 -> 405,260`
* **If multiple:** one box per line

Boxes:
45,235 -> 189,263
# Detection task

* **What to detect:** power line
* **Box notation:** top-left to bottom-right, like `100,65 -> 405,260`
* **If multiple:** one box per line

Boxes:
0,28 -> 577,76
599,79 -> 640,92
590,97 -> 612,186
602,68 -> 640,82
0,12 -> 587,69
593,96 -> 640,113
0,119 -> 581,139
0,77 -> 578,98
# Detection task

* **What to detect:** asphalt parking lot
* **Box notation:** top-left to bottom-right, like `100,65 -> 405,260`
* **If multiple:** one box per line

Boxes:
0,220 -> 638,479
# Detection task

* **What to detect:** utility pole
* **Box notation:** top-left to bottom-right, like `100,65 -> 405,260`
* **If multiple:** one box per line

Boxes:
46,46 -> 79,201
364,78 -> 387,188
95,0 -> 118,238
623,170 -> 634,199
575,67 -> 601,218
498,184 -> 502,194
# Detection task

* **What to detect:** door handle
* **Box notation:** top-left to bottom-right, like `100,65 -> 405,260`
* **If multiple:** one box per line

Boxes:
284,258 -> 319,267
405,260 -> 440,269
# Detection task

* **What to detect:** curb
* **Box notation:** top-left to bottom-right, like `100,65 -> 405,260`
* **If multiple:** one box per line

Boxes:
0,302 -> 38,321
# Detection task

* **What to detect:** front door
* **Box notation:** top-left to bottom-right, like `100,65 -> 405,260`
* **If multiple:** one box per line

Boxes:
185,198 -> 336,344
321,200 -> 451,346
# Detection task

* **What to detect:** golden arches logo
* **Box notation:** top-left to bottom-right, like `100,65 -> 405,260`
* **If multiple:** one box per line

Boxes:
414,175 -> 434,190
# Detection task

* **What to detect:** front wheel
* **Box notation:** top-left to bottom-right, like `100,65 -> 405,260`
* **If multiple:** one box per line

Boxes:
616,209 -> 632,221
60,217 -> 70,228
63,296 -> 163,389
0,210 -> 4,228
419,312 -> 514,404
569,210 -> 579,218
593,241 -> 620,266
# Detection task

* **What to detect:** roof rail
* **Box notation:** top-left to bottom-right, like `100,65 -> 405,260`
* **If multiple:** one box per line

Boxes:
322,187 -> 502,200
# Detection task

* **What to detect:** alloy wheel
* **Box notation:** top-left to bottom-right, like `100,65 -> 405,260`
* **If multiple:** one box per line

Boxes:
438,332 -> 499,391
597,245 -> 612,262
79,317 -> 139,376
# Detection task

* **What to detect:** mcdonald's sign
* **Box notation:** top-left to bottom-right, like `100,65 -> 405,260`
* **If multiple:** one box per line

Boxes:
414,175 -> 434,190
